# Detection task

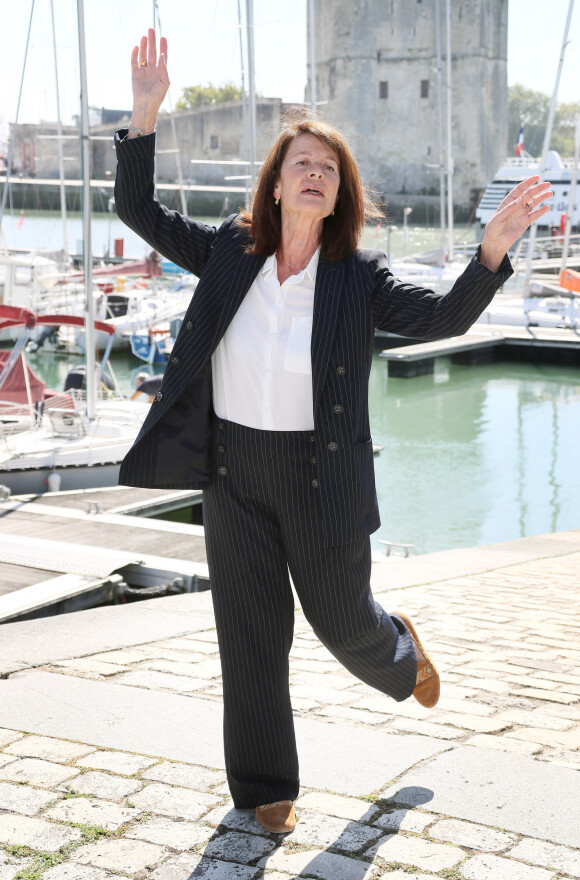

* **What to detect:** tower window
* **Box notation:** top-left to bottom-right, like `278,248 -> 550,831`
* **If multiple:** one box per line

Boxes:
420,79 -> 429,98
210,135 -> 219,149
379,81 -> 388,99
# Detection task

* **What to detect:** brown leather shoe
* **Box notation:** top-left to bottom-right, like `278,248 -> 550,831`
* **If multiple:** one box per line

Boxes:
396,611 -> 440,708
255,800 -> 296,833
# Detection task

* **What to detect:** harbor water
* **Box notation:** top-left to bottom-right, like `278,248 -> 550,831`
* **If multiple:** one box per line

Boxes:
19,346 -> 580,558
2,212 -> 579,555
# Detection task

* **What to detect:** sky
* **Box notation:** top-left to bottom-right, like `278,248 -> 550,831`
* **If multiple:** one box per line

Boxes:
1,0 -> 579,141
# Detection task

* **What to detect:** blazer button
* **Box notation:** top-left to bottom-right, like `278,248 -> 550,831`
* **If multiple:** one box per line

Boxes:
218,465 -> 228,476
218,422 -> 225,430
336,365 -> 346,375
327,441 -> 338,452
311,478 -> 319,488
171,356 -> 180,366
309,456 -> 317,465
155,391 -> 163,402
332,404 -> 343,414
185,320 -> 194,331
217,444 -> 225,453
310,435 -> 315,443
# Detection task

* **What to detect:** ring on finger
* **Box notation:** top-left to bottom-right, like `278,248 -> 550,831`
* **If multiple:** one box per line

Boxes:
523,201 -> 533,214
140,60 -> 147,67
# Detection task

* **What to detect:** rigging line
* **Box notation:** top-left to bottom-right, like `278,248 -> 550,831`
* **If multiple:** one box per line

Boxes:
0,0 -> 36,232
154,1 -> 187,214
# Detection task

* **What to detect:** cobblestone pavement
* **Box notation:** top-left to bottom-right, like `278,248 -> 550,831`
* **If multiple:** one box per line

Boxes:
1,547 -> 579,879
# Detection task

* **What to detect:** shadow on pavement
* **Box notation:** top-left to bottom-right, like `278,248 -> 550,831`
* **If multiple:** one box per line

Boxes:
182,785 -> 435,878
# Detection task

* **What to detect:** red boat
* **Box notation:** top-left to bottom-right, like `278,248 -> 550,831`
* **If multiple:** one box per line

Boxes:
0,305 -> 116,423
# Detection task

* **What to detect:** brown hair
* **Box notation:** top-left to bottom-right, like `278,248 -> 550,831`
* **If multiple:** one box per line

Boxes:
236,112 -> 383,261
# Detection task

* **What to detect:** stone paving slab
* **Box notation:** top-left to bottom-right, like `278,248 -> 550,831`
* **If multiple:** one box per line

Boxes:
62,770 -> 142,800
0,813 -> 82,849
461,852 -> 555,880
44,796 -> 139,831
370,833 -> 466,870
4,735 -> 95,763
429,817 -> 517,851
372,808 -> 436,834
295,792 -> 380,823
202,830 -> 277,863
382,744 -> 580,846
0,670 -> 227,769
509,838 -> 580,877
72,838 -> 167,873
0,592 -> 216,675
130,782 -> 220,820
0,756 -> 17,771
295,719 -> 451,796
124,816 -> 215,851
75,750 -> 158,775
261,847 -> 374,880
0,853 -> 34,880
0,731 -> 23,748
288,810 -> 383,852
43,865 -> 132,880
201,807 -> 261,834
0,757 -> 80,788
0,781 -> 56,816
141,761 -> 225,791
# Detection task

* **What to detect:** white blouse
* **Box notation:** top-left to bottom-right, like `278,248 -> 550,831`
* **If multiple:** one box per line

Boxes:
211,248 -> 320,430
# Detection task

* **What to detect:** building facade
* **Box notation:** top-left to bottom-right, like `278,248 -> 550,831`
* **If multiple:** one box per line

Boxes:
308,0 -> 508,213
7,100 -> 285,214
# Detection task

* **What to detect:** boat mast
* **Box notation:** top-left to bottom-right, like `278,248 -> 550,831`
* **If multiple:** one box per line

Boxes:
309,0 -> 317,118
445,0 -> 454,261
154,2 -> 187,215
77,0 -> 96,420
237,0 -> 250,208
560,116 -> 580,273
245,0 -> 257,190
522,0 -> 575,296
0,0 -> 35,233
49,0 -> 68,261
434,0 -> 446,267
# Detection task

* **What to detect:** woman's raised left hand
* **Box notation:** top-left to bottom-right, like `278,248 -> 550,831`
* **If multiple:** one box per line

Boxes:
480,176 -> 553,272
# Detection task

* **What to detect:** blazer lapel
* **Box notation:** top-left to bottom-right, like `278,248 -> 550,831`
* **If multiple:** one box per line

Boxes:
311,257 -> 345,415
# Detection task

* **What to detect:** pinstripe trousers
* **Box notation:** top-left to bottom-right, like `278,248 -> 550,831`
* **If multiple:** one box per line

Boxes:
203,416 -> 417,808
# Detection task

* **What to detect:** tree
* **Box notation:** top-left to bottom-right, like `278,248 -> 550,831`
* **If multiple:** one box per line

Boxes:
175,82 -> 243,111
508,84 -> 580,157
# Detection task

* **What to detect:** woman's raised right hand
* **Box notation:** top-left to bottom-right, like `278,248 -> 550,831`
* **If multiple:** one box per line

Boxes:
129,28 -> 169,133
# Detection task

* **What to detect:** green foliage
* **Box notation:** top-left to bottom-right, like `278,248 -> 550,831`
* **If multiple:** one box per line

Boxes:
438,867 -> 466,880
11,849 -> 69,880
4,845 -> 35,859
175,82 -> 243,110
509,84 -> 580,157
76,824 -> 112,843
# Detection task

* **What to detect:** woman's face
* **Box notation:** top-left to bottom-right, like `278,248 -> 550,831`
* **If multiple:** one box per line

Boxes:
273,133 -> 340,222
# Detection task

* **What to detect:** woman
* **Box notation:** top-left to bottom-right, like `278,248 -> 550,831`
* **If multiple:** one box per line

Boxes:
115,30 -> 551,834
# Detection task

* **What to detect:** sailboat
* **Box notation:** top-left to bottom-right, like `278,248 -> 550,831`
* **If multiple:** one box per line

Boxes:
0,305 -> 150,496
0,1 -> 152,496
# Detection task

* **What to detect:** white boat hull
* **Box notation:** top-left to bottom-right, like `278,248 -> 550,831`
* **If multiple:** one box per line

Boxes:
476,151 -> 580,227
0,399 -> 150,496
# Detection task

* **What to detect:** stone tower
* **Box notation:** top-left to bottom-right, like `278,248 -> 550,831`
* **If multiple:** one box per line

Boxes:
307,0 -> 508,213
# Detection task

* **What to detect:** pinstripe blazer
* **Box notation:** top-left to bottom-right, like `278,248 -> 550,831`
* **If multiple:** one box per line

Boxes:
114,131 -> 512,546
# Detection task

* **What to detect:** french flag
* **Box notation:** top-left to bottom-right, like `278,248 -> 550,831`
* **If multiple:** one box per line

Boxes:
515,125 -> 524,157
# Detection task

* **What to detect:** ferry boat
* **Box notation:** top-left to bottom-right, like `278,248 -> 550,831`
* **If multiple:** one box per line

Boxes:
475,151 -> 579,228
